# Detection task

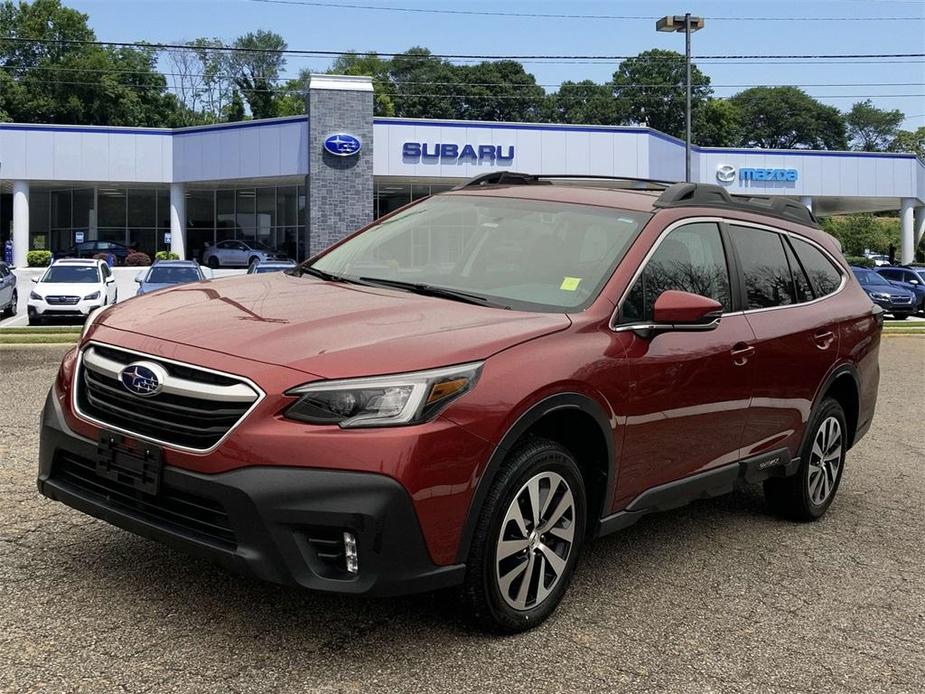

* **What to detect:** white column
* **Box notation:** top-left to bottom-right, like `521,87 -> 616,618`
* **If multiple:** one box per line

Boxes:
914,206 -> 925,250
12,180 -> 29,268
900,198 -> 915,264
169,183 -> 186,260
800,196 -> 813,213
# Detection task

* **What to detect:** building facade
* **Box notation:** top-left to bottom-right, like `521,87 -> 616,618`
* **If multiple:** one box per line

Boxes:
2,74 -> 924,268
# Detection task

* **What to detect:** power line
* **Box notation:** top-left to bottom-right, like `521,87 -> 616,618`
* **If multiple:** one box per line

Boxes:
239,0 -> 925,22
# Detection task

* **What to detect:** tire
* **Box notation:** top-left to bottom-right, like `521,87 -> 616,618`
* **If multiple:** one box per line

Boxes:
248,256 -> 260,268
1,290 -> 15,318
462,436 -> 587,634
764,398 -> 847,522
892,313 -> 909,320
207,256 -> 219,269
28,314 -> 43,326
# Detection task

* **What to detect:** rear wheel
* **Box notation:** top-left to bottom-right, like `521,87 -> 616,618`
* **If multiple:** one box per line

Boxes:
764,398 -> 846,521
463,437 -> 586,633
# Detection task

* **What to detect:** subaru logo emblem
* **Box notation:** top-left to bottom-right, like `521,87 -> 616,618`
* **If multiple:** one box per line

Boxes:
120,361 -> 166,397
716,164 -> 736,183
323,133 -> 362,157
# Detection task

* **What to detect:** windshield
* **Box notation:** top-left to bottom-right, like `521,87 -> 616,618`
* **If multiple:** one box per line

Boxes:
854,269 -> 890,286
255,265 -> 291,273
145,266 -> 201,284
41,266 -> 100,283
308,195 -> 650,311
251,241 -> 275,251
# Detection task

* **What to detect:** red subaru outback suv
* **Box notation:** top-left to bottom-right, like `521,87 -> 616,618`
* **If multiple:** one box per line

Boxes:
38,174 -> 881,633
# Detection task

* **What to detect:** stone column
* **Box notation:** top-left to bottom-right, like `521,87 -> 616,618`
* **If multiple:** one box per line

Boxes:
169,183 -> 186,260
900,198 -> 915,264
12,180 -> 29,268
306,74 -> 374,259
914,205 -> 925,251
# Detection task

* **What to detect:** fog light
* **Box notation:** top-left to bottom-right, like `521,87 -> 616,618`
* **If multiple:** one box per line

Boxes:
343,531 -> 358,574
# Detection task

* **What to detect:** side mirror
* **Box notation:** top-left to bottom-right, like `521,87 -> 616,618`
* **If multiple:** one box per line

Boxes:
636,290 -> 722,338
31,277 -> 39,284
105,276 -> 115,284
134,275 -> 143,283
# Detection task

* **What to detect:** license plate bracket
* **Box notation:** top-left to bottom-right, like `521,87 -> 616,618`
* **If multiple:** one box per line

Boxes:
96,431 -> 163,495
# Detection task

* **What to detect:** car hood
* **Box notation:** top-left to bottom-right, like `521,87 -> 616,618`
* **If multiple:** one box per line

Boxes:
98,273 -> 571,378
35,282 -> 101,297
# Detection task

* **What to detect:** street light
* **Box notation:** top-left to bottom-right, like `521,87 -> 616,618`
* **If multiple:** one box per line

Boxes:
657,13 -> 705,183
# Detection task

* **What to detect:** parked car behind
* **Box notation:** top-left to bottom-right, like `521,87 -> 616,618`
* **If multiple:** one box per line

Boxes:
0,261 -> 17,318
851,266 -> 917,319
202,240 -> 290,269
246,259 -> 297,274
876,265 -> 925,312
54,240 -> 133,265
28,258 -> 117,325
38,174 -> 882,633
135,260 -> 206,296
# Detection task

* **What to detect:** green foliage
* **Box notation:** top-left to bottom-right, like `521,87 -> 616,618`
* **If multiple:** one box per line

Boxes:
26,250 -> 52,266
693,98 -> 742,147
328,53 -> 395,116
154,251 -> 179,260
456,60 -> 546,122
389,47 -> 466,120
846,100 -> 904,152
731,87 -> 848,150
844,255 -> 875,268
224,90 -> 246,122
889,127 -> 925,159
821,214 -> 900,256
545,80 -> 621,125
229,30 -> 287,119
124,252 -> 152,266
611,49 -> 712,139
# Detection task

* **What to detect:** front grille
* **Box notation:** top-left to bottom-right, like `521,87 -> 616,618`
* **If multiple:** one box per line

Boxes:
75,344 -> 261,451
51,451 -> 236,549
46,295 -> 80,305
892,295 -> 913,304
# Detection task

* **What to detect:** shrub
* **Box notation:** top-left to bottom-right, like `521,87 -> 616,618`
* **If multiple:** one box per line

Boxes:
155,251 -> 180,261
845,255 -> 875,268
124,252 -> 152,266
26,250 -> 52,267
92,252 -> 110,261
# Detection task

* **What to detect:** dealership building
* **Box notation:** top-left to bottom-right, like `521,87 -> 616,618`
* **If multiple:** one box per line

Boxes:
2,74 -> 924,268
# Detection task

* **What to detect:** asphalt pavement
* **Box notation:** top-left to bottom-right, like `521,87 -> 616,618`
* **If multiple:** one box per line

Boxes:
0,339 -> 923,693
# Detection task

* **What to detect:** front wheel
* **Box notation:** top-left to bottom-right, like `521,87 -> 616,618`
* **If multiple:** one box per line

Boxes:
892,313 -> 909,320
28,314 -> 43,326
462,437 -> 586,633
207,256 -> 219,269
764,398 -> 847,521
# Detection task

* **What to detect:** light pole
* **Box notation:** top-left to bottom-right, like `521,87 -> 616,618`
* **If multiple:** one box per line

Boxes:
656,14 -> 704,183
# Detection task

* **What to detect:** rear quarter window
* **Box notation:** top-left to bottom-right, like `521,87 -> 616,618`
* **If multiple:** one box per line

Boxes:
790,236 -> 843,298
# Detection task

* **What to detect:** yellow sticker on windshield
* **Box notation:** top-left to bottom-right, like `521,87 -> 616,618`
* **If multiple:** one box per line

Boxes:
560,277 -> 582,291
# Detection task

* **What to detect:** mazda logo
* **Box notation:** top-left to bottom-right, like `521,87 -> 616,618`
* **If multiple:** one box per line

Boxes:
120,362 -> 166,397
716,164 -> 736,183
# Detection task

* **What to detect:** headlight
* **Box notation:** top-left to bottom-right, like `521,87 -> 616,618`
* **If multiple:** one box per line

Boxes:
284,362 -> 483,428
84,290 -> 100,300
870,292 -> 890,300
29,291 -> 43,301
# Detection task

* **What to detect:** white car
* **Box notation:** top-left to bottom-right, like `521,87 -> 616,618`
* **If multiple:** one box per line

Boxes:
201,240 -> 291,269
867,254 -> 891,267
28,258 -> 117,325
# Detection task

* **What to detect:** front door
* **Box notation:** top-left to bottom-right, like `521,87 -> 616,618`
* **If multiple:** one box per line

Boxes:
609,221 -> 755,508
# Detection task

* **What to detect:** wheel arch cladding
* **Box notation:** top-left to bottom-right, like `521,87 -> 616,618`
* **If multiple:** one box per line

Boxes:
822,369 -> 860,449
455,393 -> 614,563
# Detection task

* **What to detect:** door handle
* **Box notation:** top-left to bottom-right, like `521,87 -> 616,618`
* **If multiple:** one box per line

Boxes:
813,329 -> 835,350
730,342 -> 755,366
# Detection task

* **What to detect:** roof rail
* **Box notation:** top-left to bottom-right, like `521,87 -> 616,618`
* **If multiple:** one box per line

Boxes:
453,171 -> 673,191
654,182 -> 819,228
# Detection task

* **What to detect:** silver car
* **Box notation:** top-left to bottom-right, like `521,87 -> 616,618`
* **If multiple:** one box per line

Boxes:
201,240 -> 290,269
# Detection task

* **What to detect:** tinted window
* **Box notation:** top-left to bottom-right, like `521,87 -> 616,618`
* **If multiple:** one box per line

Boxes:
41,266 -> 100,283
146,266 -> 201,283
853,269 -> 890,286
0,266 -> 8,278
621,222 -> 731,322
790,237 -> 842,297
782,239 -> 812,303
878,269 -> 899,280
730,225 -> 794,310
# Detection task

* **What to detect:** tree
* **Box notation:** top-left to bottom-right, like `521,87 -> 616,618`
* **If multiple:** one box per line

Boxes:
693,98 -> 741,147
731,87 -> 847,150
845,100 -> 904,151
224,89 -> 245,122
821,214 -> 899,256
545,80 -> 622,125
328,52 -> 395,116
889,127 -> 925,159
389,47 -> 464,120
228,30 -> 286,119
611,49 -> 711,138
164,38 -> 233,124
456,60 -> 546,122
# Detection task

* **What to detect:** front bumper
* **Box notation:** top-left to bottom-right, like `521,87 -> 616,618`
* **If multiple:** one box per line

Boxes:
37,390 -> 466,596
29,298 -> 102,317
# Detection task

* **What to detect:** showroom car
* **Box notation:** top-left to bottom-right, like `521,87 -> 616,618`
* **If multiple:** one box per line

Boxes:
135,260 -> 207,296
54,240 -> 133,265
875,265 -> 925,312
28,258 -> 117,325
37,174 -> 881,633
201,240 -> 290,269
851,266 -> 917,319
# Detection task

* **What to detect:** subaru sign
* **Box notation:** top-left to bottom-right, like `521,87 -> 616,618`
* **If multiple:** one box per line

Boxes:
323,133 -> 362,157
716,164 -> 799,184
403,142 -> 515,164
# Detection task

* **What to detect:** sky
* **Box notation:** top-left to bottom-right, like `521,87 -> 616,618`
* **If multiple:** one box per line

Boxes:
67,0 -> 925,128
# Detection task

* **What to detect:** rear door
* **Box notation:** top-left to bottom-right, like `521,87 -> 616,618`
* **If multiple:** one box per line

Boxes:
0,264 -> 12,307
729,223 -> 843,460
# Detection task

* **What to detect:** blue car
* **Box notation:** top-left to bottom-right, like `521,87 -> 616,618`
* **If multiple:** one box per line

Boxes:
246,259 -> 297,275
135,260 -> 206,296
850,266 -> 917,319
876,266 -> 925,313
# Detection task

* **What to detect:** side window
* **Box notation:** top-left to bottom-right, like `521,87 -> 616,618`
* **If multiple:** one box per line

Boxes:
730,225 -> 795,310
782,238 -> 813,303
621,222 -> 731,322
790,237 -> 843,298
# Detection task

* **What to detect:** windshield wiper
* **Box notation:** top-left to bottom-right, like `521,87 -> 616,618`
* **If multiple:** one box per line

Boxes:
289,265 -> 347,282
358,277 -> 509,309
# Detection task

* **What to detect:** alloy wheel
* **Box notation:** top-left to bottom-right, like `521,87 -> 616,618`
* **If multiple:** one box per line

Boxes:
808,416 -> 843,505
495,471 -> 576,611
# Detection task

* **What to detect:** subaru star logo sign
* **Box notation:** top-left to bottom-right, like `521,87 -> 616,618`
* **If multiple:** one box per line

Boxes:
323,133 -> 362,157
716,164 -> 736,183
120,361 -> 166,397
